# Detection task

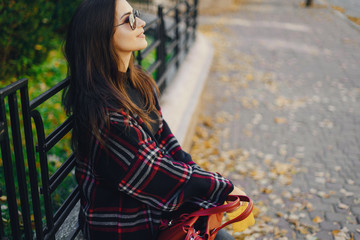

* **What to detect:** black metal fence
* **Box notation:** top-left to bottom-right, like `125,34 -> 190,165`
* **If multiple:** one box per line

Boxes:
0,0 -> 198,239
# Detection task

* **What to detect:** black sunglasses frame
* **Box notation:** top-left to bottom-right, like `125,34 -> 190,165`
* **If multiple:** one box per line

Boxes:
114,9 -> 140,30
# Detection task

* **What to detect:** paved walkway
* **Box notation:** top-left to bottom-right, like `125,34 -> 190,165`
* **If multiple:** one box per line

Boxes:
191,0 -> 360,239
323,0 -> 360,20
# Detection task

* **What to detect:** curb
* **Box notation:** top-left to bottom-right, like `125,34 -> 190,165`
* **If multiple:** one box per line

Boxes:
317,0 -> 360,33
160,32 -> 214,151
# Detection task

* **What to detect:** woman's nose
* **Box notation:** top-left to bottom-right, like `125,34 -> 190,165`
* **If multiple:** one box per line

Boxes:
137,17 -> 146,28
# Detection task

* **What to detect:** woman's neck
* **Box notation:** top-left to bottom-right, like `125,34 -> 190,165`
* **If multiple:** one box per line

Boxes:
118,52 -> 132,72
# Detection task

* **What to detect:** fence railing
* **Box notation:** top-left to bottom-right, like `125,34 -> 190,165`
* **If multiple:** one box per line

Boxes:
139,0 -> 198,91
0,0 -> 198,239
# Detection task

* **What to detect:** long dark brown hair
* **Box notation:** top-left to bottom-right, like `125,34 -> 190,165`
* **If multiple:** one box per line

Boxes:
62,0 -> 159,157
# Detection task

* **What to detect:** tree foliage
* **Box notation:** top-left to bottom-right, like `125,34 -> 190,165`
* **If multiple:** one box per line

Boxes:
0,0 -> 82,81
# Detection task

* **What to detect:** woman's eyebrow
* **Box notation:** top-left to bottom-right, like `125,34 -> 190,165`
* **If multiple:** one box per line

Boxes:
120,11 -> 131,20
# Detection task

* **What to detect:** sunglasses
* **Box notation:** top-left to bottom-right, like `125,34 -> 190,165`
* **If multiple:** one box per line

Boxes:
114,9 -> 140,30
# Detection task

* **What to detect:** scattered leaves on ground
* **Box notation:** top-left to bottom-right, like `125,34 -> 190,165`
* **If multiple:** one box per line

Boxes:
195,7 -> 359,239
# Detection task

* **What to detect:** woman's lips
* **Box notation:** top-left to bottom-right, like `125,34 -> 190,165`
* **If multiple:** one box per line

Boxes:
137,32 -> 145,38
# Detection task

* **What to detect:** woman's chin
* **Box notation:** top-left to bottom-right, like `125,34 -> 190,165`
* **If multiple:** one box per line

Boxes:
137,40 -> 148,51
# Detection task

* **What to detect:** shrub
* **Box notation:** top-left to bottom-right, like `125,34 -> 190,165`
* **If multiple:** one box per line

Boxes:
0,0 -> 81,82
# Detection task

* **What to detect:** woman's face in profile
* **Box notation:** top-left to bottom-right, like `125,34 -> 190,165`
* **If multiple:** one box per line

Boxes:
113,0 -> 147,59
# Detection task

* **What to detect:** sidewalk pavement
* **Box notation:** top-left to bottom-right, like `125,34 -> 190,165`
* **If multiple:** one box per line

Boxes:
322,0 -> 360,21
184,0 -> 360,239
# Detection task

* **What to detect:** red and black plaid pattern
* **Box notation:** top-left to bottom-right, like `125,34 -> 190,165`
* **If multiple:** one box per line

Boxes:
76,109 -> 234,240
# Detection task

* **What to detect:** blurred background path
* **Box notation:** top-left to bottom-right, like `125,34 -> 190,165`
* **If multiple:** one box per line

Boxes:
321,0 -> 360,22
191,0 -> 360,239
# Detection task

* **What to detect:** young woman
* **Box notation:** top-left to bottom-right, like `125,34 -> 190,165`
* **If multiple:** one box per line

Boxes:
63,0 -> 245,239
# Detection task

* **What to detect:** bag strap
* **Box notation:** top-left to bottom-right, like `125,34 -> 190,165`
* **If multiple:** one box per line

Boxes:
211,195 -> 254,235
185,228 -> 201,240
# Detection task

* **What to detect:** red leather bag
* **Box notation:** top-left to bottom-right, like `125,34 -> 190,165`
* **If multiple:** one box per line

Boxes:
158,195 -> 253,240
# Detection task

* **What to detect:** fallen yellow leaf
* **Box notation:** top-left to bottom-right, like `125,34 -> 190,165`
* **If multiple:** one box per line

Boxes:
216,116 -> 226,123
252,99 -> 259,107
312,216 -> 323,223
298,226 -> 309,234
305,202 -> 314,211
260,215 -> 272,223
195,126 -> 209,139
274,117 -> 287,124
246,73 -> 254,81
252,206 -> 260,217
332,230 -> 340,236
220,75 -> 230,82
348,16 -> 360,26
331,5 -> 346,13
261,187 -> 273,194
203,117 -> 214,128
250,170 -> 266,180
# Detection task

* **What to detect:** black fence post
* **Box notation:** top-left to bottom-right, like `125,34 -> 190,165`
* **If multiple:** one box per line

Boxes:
0,90 -> 21,240
185,1 -> 190,53
305,0 -> 312,7
0,188 -> 4,238
22,83 -> 44,240
157,5 -> 167,90
193,0 -> 198,40
136,50 -> 143,66
8,90 -> 33,240
175,7 -> 180,69
33,109 -> 55,240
